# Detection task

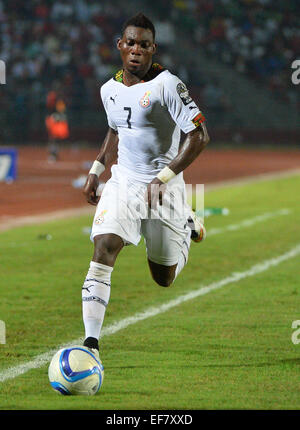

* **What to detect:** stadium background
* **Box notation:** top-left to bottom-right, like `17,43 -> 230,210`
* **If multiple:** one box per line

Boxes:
0,0 -> 300,412
0,0 -> 299,222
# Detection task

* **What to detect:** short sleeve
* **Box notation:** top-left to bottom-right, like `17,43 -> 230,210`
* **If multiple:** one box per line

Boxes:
100,84 -> 118,131
106,115 -> 118,131
161,73 -> 205,134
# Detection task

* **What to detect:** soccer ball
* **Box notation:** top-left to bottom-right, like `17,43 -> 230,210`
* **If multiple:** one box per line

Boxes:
48,345 -> 104,395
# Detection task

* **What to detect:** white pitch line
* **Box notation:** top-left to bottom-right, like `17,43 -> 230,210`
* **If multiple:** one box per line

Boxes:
0,207 -> 94,232
204,168 -> 300,191
0,209 -> 290,249
207,208 -> 291,237
0,242 -> 300,383
1,167 -> 299,233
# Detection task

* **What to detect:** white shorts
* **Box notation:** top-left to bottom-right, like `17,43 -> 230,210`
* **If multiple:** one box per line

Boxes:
90,165 -> 191,266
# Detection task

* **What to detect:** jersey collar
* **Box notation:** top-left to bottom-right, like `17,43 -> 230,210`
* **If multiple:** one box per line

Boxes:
114,63 -> 165,84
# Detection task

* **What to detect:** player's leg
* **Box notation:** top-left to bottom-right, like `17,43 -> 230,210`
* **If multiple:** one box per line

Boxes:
82,167 -> 142,353
146,179 -> 206,285
147,260 -> 177,287
92,233 -> 124,266
82,233 -> 124,352
48,138 -> 58,162
142,218 -> 191,287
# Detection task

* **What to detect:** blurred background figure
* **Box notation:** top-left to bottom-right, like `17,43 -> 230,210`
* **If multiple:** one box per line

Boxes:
45,96 -> 69,162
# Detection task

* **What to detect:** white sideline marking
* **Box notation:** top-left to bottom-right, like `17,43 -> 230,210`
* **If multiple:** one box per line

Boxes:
0,209 -> 291,249
0,242 -> 300,383
1,167 -> 299,233
207,209 -> 290,237
0,207 -> 94,232
204,168 -> 300,191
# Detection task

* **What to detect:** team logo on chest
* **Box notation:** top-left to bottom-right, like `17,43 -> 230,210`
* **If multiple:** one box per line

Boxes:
139,91 -> 151,108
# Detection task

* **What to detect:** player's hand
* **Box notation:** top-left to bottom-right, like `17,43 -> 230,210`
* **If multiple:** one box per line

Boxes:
145,177 -> 166,209
83,174 -> 100,206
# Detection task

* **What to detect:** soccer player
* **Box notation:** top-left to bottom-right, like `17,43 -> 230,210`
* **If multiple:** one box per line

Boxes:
81,13 -> 209,356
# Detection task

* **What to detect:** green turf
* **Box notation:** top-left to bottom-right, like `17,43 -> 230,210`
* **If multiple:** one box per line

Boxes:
0,174 -> 300,409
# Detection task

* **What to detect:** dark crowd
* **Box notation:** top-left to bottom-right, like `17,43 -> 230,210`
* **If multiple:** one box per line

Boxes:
0,0 -> 298,143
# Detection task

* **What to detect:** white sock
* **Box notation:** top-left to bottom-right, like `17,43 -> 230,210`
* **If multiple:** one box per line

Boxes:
174,232 -> 191,280
82,261 -> 113,341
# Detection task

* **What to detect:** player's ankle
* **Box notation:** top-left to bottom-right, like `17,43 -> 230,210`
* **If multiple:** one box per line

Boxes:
83,336 -> 99,351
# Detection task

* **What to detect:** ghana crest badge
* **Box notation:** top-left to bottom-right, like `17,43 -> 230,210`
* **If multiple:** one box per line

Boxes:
139,91 -> 151,108
95,210 -> 107,225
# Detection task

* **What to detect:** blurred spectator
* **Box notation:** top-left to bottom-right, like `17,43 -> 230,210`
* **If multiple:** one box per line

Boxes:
45,97 -> 69,162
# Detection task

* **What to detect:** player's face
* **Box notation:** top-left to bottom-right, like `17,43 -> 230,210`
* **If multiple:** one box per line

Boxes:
117,26 -> 156,77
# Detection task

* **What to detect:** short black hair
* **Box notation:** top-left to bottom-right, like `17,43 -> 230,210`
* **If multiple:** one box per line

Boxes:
121,13 -> 156,41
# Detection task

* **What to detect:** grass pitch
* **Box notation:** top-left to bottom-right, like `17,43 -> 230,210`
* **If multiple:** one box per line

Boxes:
0,174 -> 299,410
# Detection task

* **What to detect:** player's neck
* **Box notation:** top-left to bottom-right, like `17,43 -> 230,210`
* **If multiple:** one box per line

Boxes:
122,69 -> 147,87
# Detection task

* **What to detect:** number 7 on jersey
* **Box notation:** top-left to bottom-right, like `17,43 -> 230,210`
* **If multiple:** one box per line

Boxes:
124,107 -> 132,129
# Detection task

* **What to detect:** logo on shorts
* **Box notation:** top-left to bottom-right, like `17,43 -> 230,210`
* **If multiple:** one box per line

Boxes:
95,210 -> 107,225
140,91 -> 151,108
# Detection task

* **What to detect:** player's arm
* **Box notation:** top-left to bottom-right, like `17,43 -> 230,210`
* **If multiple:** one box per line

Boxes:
167,122 -> 209,175
147,123 -> 209,208
83,127 -> 118,206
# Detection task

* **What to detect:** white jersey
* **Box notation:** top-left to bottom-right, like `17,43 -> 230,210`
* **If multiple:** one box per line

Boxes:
100,64 -> 205,183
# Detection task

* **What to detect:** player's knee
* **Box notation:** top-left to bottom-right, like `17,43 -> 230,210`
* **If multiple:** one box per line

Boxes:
152,273 -> 174,287
157,279 -> 174,287
148,260 -> 176,287
93,234 -> 123,265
